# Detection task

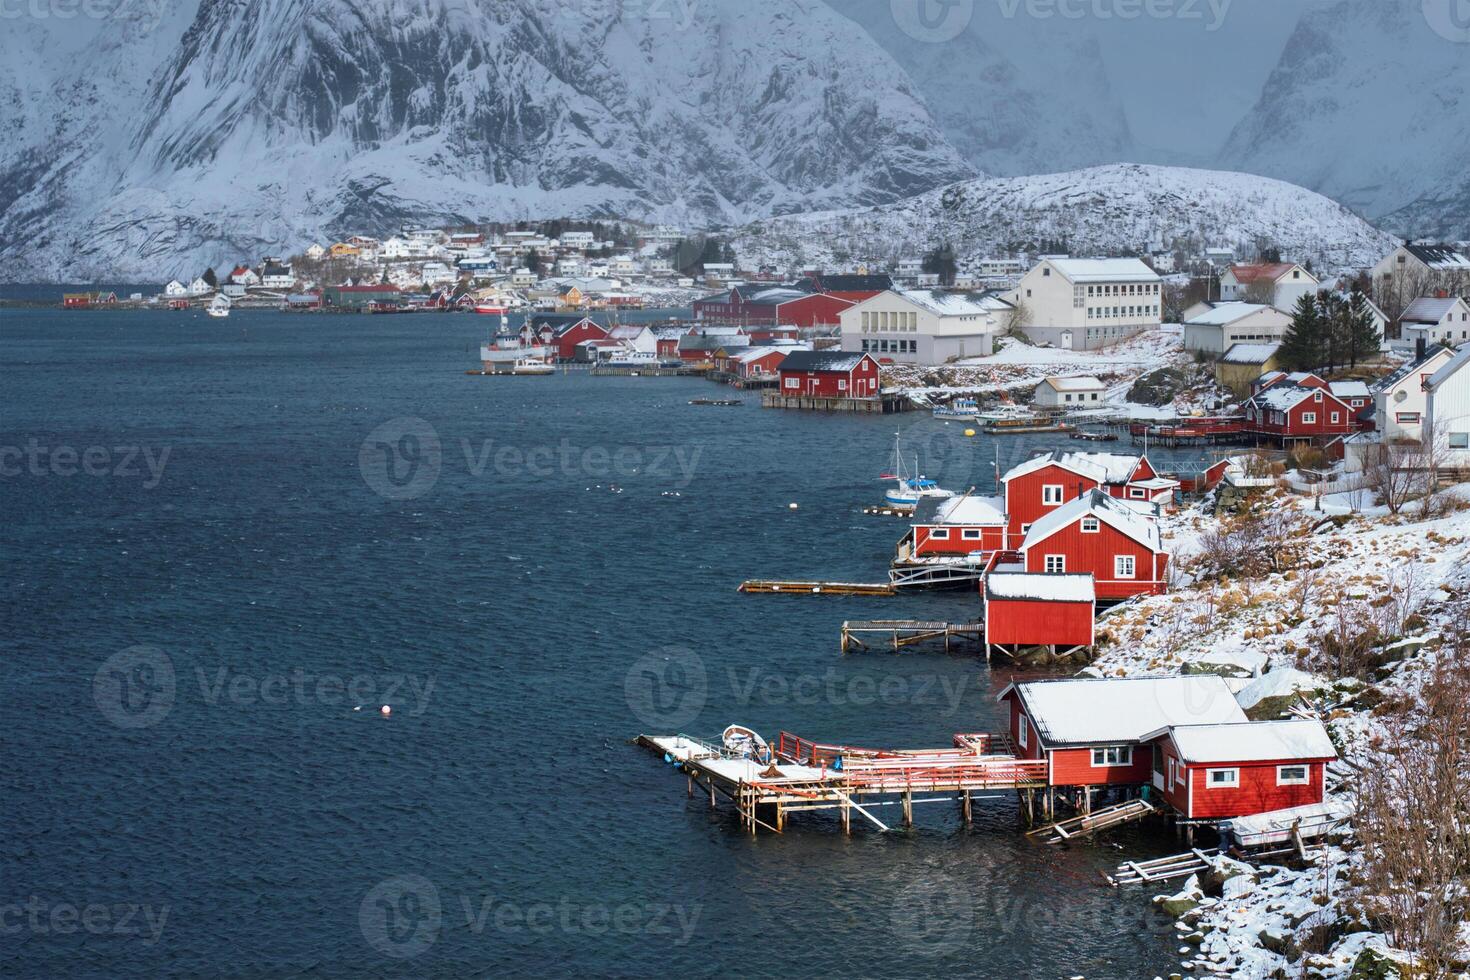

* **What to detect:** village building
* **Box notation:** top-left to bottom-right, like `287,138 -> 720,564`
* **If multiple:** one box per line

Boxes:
998,675 -> 1248,789
163,279 -> 188,298
792,273 -> 892,303
1145,719 -> 1336,820
839,288 -> 1012,363
321,284 -> 402,310
1426,345 -> 1470,468
1371,344 -> 1455,444
328,242 -> 361,260
1033,376 -> 1106,409
304,243 -> 326,261
1243,380 -> 1357,443
1203,247 -> 1235,267
1218,262 -> 1318,309
776,350 -> 880,399
1000,451 -> 1177,546
692,284 -> 853,330
1183,302 -> 1292,354
904,495 -> 1009,560
982,573 -> 1095,653
1216,343 -> 1282,399
1396,296 -> 1470,349
1008,258 -> 1162,351
1371,242 -> 1470,287
1017,489 -> 1170,600
188,276 -> 213,296
259,259 -> 293,289
228,265 -> 260,287
726,344 -> 807,382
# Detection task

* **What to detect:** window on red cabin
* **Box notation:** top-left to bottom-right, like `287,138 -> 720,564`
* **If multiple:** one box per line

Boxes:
1302,412 -> 1317,424
1277,765 -> 1309,786
1081,517 -> 1099,533
962,529 -> 982,540
1091,746 -> 1132,767
931,528 -> 950,540
1018,721 -> 1028,749
1330,412 -> 1340,424
1044,555 -> 1065,573
1129,487 -> 1146,499
1206,768 -> 1239,788
1114,555 -> 1136,579
1042,484 -> 1063,505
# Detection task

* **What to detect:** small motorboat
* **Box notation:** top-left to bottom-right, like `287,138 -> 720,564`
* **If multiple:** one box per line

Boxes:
206,293 -> 231,318
510,356 -> 554,376
932,397 -> 978,420
722,725 -> 770,763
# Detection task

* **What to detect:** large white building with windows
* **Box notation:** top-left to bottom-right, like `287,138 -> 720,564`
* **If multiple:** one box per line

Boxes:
839,288 -> 1012,364
1007,258 -> 1162,351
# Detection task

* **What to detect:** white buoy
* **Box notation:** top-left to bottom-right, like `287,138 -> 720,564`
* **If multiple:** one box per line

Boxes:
380,704 -> 392,716
788,502 -> 799,509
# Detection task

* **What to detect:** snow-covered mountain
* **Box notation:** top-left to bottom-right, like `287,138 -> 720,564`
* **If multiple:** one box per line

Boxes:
1220,0 -> 1470,240
727,164 -> 1398,272
1,0 -> 974,281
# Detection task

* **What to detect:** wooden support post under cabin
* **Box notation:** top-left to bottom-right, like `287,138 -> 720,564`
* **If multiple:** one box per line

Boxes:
1185,824 -> 1195,847
776,802 -> 784,832
962,790 -> 972,827
843,794 -> 851,835
1025,789 -> 1035,826
902,790 -> 913,827
687,774 -> 694,798
1083,787 -> 1092,816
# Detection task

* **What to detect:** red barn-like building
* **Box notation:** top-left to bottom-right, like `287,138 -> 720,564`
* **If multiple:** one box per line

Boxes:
548,316 -> 609,361
998,675 -> 1247,789
1001,451 -> 1177,547
776,350 -> 880,399
1146,720 -> 1336,820
907,495 -> 1008,558
1243,383 -> 1356,442
983,572 -> 1095,650
1018,489 -> 1169,600
692,285 -> 853,329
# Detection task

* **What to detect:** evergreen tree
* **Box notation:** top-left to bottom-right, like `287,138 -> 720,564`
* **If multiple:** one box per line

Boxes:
1345,289 -> 1381,367
524,247 -> 541,274
921,243 -> 957,286
1279,293 -> 1325,371
202,267 -> 217,288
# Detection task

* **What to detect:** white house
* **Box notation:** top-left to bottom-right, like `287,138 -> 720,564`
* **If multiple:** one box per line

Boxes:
840,288 -> 1012,363
1149,251 -> 1176,273
560,231 -> 595,249
188,276 -> 213,296
419,261 -> 457,285
895,258 -> 923,278
1397,296 -> 1470,349
1426,346 -> 1470,467
163,279 -> 188,298
1009,258 -> 1162,351
610,255 -> 637,276
1203,247 -> 1235,267
1034,376 -> 1106,408
379,237 -> 415,260
1183,302 -> 1292,354
510,268 -> 537,287
1371,243 -> 1470,284
1219,262 -> 1319,309
1372,344 -> 1456,444
228,265 -> 260,287
259,259 -> 294,289
304,243 -> 326,261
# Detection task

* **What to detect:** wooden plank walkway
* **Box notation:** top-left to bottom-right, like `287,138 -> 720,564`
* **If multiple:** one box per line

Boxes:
1027,798 -> 1156,842
840,620 -> 984,655
739,580 -> 896,596
1105,848 -> 1220,887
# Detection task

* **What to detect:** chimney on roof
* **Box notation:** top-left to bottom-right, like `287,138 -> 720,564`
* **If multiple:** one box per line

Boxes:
1435,288 -> 1449,299
1416,336 -> 1427,361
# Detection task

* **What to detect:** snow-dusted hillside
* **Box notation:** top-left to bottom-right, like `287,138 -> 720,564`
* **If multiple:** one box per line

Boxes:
1220,0 -> 1470,240
0,0 -> 974,282
728,164 -> 1398,271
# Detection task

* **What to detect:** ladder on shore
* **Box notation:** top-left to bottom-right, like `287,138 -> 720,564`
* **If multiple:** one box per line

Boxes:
1105,848 -> 1220,887
1028,798 -> 1156,842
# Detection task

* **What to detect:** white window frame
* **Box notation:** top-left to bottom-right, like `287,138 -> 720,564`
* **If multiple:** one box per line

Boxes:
1080,517 -> 1099,534
930,527 -> 950,540
1043,554 -> 1065,574
1091,745 -> 1133,767
1042,484 -> 1064,505
1206,767 -> 1239,789
961,528 -> 982,541
1277,765 -> 1309,786
1129,487 -> 1146,499
1018,719 -> 1028,749
1330,412 -> 1340,424
1114,554 -> 1136,579
1302,412 -> 1316,424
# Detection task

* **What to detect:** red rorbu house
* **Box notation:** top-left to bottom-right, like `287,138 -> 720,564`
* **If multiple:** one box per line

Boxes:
998,676 -> 1248,790
899,495 -> 1008,560
982,572 -> 1095,654
776,350 -> 880,399
725,345 -> 803,382
1000,451 -> 1177,548
1144,719 -> 1336,821
691,285 -> 854,329
521,314 -> 609,360
1018,489 -> 1169,600
1243,382 -> 1356,443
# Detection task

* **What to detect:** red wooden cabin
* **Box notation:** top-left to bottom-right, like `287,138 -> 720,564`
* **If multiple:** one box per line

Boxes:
692,285 -> 853,329
1017,489 -> 1169,600
1243,383 -> 1356,441
776,351 -> 880,398
1000,451 -> 1177,547
908,495 -> 1008,558
997,675 -> 1248,789
729,346 -> 800,380
1144,719 -> 1336,820
549,316 -> 609,361
983,572 -> 1095,649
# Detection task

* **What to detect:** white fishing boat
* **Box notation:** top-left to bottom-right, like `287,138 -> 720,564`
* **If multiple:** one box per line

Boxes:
881,433 -> 955,510
933,397 -> 978,420
206,294 -> 231,318
605,350 -> 659,367
975,403 -> 1033,423
511,357 -> 555,376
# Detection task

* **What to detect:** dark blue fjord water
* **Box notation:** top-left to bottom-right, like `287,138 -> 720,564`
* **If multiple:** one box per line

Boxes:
0,310 -> 1213,978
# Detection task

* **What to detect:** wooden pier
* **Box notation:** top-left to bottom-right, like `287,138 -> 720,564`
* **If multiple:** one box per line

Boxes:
760,392 -> 914,413
638,731 -> 1048,835
840,620 -> 984,655
738,580 -> 896,596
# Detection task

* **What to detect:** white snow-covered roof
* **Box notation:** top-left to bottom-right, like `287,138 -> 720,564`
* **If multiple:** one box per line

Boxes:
1185,302 -> 1274,326
1022,489 -> 1162,553
1327,380 -> 1370,399
897,288 -> 1012,317
1041,375 -> 1105,391
732,344 -> 808,363
1046,258 -> 1160,283
1002,450 -> 1142,486
1428,343 -> 1470,389
1000,675 -> 1245,746
1236,668 -> 1326,710
985,572 -> 1095,603
1159,720 -> 1337,764
926,494 -> 1006,526
1401,296 -> 1464,323
1250,384 -> 1324,412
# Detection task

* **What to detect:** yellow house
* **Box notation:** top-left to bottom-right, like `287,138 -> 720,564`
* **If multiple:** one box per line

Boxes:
328,242 -> 361,258
557,285 -> 584,309
1216,342 -> 1281,400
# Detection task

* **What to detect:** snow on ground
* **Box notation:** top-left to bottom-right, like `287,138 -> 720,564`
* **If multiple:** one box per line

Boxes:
1099,487 -> 1470,978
